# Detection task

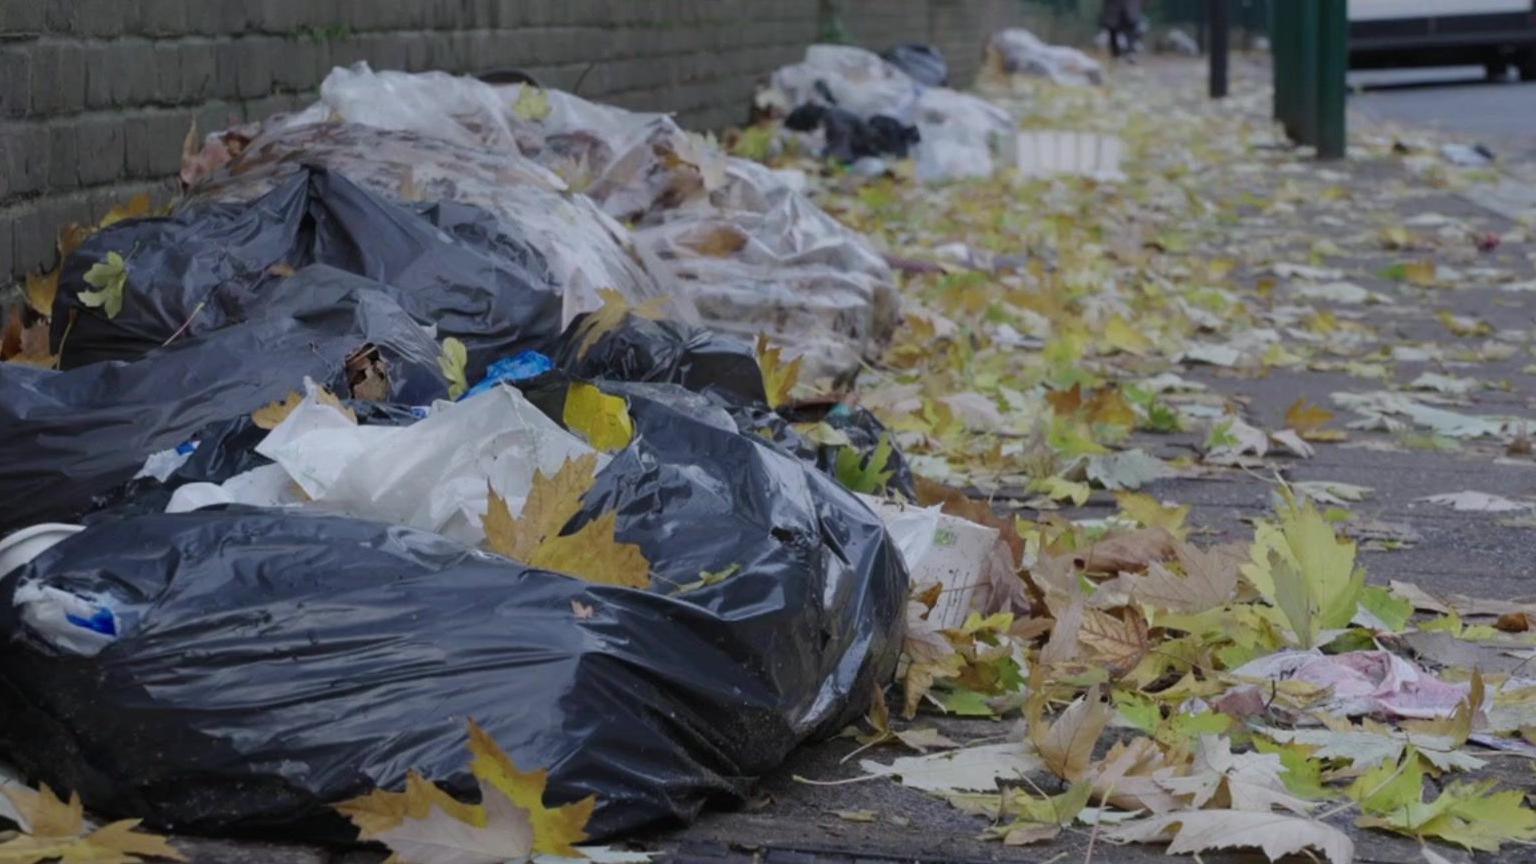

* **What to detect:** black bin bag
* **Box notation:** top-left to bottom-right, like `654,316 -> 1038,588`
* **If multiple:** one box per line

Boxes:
50,168 -> 562,374
0,266 -> 448,534
0,380 -> 907,840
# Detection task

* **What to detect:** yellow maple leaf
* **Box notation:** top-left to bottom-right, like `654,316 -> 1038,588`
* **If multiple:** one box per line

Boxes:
337,721 -> 595,862
251,386 -> 356,430
563,382 -> 634,452
99,192 -> 153,228
468,721 -> 595,857
571,289 -> 666,360
755,334 -> 802,409
1283,398 -> 1344,441
483,455 -> 650,589
1103,315 -> 1151,356
23,270 -> 58,318
0,784 -> 184,863
1115,491 -> 1190,539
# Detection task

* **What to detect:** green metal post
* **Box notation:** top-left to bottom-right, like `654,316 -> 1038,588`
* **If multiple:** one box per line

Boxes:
1316,0 -> 1348,158
1271,2 -> 1296,126
1292,1 -> 1320,145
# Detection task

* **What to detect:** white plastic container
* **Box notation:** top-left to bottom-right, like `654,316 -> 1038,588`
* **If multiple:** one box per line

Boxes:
0,523 -> 84,579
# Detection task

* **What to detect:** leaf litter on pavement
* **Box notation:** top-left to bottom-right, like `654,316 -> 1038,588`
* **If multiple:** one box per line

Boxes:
742,58 -> 1536,863
6,52 -> 1536,864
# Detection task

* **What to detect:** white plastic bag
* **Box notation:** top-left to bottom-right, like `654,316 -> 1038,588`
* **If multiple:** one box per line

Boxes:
228,381 -> 601,545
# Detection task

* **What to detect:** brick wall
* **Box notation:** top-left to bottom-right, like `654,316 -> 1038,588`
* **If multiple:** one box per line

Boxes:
1,0 -> 1047,285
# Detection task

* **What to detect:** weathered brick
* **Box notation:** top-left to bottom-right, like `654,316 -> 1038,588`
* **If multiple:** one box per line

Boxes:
0,0 -> 45,37
178,39 -> 217,102
42,0 -> 76,34
73,115 -> 126,186
0,124 -> 47,198
81,41 -> 114,109
270,37 -> 323,91
72,0 -> 126,38
27,41 -> 85,115
124,110 -> 189,179
0,46 -> 29,118
108,39 -> 161,107
358,31 -> 410,72
137,0 -> 189,37
45,121 -> 79,190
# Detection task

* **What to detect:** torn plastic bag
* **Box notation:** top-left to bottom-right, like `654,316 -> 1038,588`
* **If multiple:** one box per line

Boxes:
191,121 -> 682,329
764,45 -> 1014,183
982,28 -> 1105,87
244,382 -> 601,545
785,104 -> 920,162
255,64 -> 894,382
731,400 -> 917,501
634,165 -> 898,382
553,312 -> 768,407
881,44 -> 950,88
53,169 -> 562,373
0,381 -> 907,839
0,266 -> 447,533
768,44 -> 922,122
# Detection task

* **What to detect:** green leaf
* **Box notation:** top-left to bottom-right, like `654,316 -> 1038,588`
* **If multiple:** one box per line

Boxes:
1112,690 -> 1161,734
835,436 -> 895,494
439,337 -> 469,399
80,251 -> 128,319
939,688 -> 995,717
1253,738 -> 1332,800
1358,585 -> 1413,632
512,86 -> 551,121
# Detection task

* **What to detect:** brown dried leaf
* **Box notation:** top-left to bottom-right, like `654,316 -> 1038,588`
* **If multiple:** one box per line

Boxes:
1028,686 -> 1111,782
1076,527 -> 1176,574
1079,607 -> 1150,675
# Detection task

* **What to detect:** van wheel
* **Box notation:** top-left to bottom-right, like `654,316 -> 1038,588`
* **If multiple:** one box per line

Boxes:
1520,50 -> 1536,81
1485,60 -> 1509,81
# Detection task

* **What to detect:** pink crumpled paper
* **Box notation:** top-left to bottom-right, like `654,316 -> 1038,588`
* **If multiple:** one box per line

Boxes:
1233,649 -> 1471,719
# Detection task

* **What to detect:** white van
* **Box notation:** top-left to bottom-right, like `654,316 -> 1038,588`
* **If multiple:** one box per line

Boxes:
1349,0 -> 1536,79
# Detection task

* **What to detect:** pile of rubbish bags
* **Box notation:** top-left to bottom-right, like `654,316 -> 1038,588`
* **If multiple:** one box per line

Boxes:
982,28 -> 1106,88
0,44 -> 1035,847
189,64 -> 897,383
759,44 -> 1017,183
1,233 -> 911,840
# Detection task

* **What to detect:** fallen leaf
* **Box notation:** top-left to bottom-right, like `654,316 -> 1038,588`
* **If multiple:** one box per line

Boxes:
1029,687 -> 1111,782
439,337 -> 469,399
0,784 -> 184,863
251,385 -> 356,430
1156,735 -> 1310,814
338,720 -> 595,860
1115,491 -> 1190,539
79,251 -> 128,319
1130,541 -> 1242,614
512,86 -> 552,121
860,743 -> 1044,793
1418,491 -> 1530,513
484,455 -> 651,589
1108,809 -> 1353,864
1079,607 -> 1150,674
755,334 -> 803,409
1077,527 -> 1175,574
563,382 -> 634,452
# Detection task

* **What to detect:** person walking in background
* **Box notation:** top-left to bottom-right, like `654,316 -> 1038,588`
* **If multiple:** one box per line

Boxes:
1102,0 -> 1144,60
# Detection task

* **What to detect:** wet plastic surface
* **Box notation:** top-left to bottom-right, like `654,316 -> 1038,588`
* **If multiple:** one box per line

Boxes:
0,377 -> 907,839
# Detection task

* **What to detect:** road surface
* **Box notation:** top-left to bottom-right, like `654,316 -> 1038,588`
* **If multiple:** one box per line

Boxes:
1350,65 -> 1536,161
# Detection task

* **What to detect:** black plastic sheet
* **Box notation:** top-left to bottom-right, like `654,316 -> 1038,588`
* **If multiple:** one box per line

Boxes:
51,169 -> 561,374
0,267 -> 447,533
882,44 -> 950,87
0,380 -> 907,839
